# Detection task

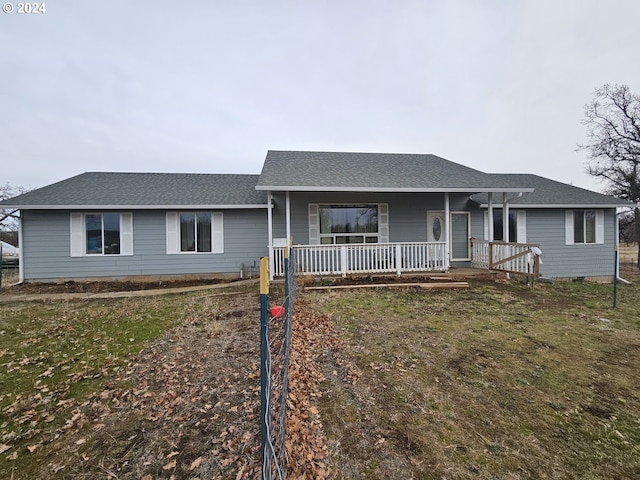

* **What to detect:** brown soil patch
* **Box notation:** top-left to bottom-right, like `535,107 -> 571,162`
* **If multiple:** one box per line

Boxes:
2,277 -> 235,295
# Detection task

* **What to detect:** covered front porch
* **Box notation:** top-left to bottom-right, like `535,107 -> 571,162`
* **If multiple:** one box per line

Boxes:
265,189 -> 540,278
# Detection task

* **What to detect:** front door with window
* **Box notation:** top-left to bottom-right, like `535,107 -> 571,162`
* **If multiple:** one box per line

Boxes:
427,211 -> 470,261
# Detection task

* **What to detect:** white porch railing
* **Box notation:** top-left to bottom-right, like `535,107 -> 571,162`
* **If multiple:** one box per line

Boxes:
471,240 -> 541,276
272,242 -> 447,277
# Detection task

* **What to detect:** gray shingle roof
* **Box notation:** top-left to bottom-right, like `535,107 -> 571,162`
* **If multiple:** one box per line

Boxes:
470,174 -> 630,207
256,150 -> 533,192
0,172 -> 267,209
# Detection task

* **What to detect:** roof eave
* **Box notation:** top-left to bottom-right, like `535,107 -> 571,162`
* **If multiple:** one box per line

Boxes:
2,204 -> 269,210
256,186 -> 535,193
478,203 -> 630,209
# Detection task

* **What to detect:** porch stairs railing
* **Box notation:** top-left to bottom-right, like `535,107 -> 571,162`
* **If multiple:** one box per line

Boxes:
272,242 -> 447,277
471,240 -> 541,276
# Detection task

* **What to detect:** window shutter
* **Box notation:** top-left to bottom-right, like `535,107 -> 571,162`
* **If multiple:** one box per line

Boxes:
308,204 -> 319,245
379,204 -> 389,243
516,210 -> 527,243
565,210 -> 574,245
70,213 -> 84,257
120,213 -> 134,255
595,209 -> 604,244
166,212 -> 179,254
212,212 -> 224,253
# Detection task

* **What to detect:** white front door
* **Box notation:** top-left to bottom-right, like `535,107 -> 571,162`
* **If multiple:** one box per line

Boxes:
450,212 -> 470,261
427,211 -> 470,261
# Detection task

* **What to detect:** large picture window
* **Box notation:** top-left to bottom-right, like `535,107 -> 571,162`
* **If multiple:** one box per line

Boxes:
70,212 -> 133,257
319,205 -> 379,244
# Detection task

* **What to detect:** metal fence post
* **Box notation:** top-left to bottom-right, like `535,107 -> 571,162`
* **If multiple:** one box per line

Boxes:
260,257 -> 272,480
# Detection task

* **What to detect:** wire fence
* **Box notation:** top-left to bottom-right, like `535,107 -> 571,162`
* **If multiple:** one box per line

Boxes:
260,250 -> 298,480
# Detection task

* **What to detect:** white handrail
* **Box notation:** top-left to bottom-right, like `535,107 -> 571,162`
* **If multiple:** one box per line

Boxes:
271,242 -> 447,277
471,239 -> 541,276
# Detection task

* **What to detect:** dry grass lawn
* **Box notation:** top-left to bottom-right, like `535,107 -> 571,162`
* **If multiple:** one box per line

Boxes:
310,270 -> 640,479
1,262 -> 639,479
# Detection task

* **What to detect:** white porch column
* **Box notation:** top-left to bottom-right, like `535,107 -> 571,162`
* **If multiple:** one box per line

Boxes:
267,191 -> 274,281
502,192 -> 509,242
18,213 -> 24,283
444,192 -> 450,269
488,192 -> 494,241
285,191 -> 291,248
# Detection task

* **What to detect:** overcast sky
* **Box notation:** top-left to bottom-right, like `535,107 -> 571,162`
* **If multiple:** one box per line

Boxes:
2,0 -> 640,193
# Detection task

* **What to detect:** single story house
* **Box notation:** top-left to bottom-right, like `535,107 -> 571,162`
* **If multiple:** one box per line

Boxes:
0,150 -> 630,283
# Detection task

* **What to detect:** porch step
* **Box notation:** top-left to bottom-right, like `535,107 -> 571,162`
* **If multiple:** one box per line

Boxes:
304,281 -> 469,291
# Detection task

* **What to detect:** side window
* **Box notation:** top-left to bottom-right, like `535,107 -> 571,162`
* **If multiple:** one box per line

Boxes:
166,212 -> 223,254
565,210 -> 604,245
70,213 -> 133,257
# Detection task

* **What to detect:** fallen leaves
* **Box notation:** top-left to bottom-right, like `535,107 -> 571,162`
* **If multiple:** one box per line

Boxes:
0,291 -> 341,479
189,455 -> 204,470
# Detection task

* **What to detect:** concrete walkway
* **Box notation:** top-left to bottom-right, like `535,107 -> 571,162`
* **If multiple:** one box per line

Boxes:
0,278 -> 260,303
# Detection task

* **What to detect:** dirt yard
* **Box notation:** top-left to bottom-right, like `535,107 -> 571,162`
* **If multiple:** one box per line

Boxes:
1,277 -> 235,294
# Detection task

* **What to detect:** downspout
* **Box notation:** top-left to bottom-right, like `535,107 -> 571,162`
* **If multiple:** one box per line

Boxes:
18,212 -> 24,283
444,192 -> 450,270
267,191 -> 274,281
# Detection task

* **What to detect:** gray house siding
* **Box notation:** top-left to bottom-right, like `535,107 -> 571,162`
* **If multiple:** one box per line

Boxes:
521,209 -> 616,279
21,209 -> 268,281
270,192 -> 477,245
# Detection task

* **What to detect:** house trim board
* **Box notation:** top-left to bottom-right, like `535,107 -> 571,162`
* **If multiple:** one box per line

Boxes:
256,186 -> 535,193
3,204 -> 269,210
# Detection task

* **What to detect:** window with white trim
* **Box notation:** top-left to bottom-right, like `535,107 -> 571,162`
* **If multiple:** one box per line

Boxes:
484,209 -> 527,243
70,213 -> 133,257
308,204 -> 389,245
166,212 -> 224,254
565,210 -> 604,245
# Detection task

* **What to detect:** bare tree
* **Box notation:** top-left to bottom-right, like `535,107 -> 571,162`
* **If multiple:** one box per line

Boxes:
579,84 -> 640,267
0,183 -> 26,235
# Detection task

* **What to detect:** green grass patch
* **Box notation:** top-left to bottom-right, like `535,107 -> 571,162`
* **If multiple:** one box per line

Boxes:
0,295 -> 188,472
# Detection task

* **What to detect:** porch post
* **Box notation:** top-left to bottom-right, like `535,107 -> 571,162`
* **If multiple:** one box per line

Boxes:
502,192 -> 509,242
444,192 -> 450,270
267,191 -> 274,281
488,192 -> 494,241
285,191 -> 291,248
18,213 -> 24,283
